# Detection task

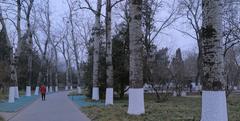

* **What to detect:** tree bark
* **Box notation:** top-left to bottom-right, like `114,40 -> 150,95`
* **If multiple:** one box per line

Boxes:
11,0 -> 22,88
106,0 -> 113,88
127,0 -> 145,115
201,0 -> 225,91
67,2 -> 81,89
92,0 -> 102,88
105,0 -> 114,105
26,0 -> 34,87
201,0 -> 228,120
129,0 -> 143,88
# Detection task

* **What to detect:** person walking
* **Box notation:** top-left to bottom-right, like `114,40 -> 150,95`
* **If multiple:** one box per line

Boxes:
40,84 -> 46,101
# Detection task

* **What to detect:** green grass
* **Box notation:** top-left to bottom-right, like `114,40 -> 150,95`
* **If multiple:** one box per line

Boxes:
81,94 -> 240,121
0,92 -> 7,102
68,91 -> 81,96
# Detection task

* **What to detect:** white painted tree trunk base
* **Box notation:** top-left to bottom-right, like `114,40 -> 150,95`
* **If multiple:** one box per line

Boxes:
46,86 -> 49,93
92,87 -> 99,100
8,87 -> 15,103
233,86 -> 237,90
70,86 -> 73,90
77,87 -> 82,94
181,91 -> 187,96
25,86 -> 31,96
197,85 -> 202,91
173,91 -> 177,97
34,86 -> 39,95
49,86 -> 53,93
65,86 -> 69,91
201,91 -> 228,121
127,88 -> 145,115
105,88 -> 113,105
14,86 -> 19,99
55,86 -> 58,92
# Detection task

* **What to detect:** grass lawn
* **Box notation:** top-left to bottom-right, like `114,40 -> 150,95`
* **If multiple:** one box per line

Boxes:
0,92 -> 7,102
81,94 -> 240,121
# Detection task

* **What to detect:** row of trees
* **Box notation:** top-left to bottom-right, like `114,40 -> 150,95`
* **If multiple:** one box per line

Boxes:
0,0 -> 89,103
81,0 -> 240,118
0,0 -> 239,120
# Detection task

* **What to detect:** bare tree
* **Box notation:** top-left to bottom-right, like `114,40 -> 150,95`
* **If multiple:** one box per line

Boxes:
223,0 -> 240,56
66,0 -> 83,93
59,40 -> 71,90
10,0 -> 23,99
48,36 -> 59,92
33,0 -> 51,94
79,0 -> 103,100
58,21 -> 73,90
22,0 -> 35,96
178,0 -> 203,88
105,0 -> 124,106
225,47 -> 240,97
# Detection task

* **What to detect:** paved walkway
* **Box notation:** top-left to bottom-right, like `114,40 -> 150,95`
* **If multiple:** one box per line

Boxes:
8,91 -> 90,121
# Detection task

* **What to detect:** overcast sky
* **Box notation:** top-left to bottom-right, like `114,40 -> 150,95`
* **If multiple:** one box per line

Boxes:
50,0 -> 198,58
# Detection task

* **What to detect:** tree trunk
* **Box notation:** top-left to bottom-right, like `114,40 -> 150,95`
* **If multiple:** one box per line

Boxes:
69,10 -> 81,94
127,0 -> 145,115
45,0 -> 51,89
67,42 -> 73,90
50,32 -> 59,92
201,0 -> 225,91
11,0 -> 22,99
61,40 -> 71,90
26,0 -> 34,97
92,0 -> 102,101
54,49 -> 58,92
63,53 -> 69,90
49,63 -> 53,93
105,0 -> 114,105
201,0 -> 228,120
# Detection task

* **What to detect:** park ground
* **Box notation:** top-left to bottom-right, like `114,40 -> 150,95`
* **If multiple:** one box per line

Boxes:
0,91 -> 90,121
0,91 -> 240,121
81,94 -> 240,121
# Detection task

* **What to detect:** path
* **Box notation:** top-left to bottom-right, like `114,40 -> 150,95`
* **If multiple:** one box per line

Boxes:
8,91 -> 90,121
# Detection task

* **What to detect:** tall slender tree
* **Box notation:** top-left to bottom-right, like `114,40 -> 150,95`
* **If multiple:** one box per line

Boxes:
11,0 -> 23,99
25,0 -> 34,97
201,0 -> 228,120
105,0 -> 124,106
66,0 -> 82,93
92,0 -> 102,100
33,0 -> 51,95
105,0 -> 113,105
46,0 -> 52,92
127,0 -> 145,115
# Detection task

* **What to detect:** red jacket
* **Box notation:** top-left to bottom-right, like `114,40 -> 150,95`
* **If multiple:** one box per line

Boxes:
40,85 -> 46,94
